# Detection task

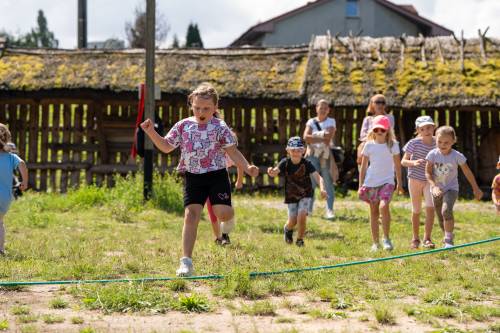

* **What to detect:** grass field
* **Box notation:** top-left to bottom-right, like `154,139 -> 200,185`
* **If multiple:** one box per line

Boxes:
0,174 -> 498,332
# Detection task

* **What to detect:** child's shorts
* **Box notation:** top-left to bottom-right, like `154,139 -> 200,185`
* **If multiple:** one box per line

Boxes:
287,198 -> 312,218
183,169 -> 232,208
359,184 -> 395,204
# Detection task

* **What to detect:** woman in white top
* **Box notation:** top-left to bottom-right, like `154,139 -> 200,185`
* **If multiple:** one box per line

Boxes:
303,99 -> 336,219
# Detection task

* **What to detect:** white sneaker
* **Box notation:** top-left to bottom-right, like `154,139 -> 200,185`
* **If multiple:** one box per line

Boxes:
325,209 -> 335,220
370,243 -> 380,252
382,238 -> 394,251
176,257 -> 194,277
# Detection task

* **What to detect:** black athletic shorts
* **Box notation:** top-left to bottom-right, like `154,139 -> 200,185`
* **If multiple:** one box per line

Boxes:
183,168 -> 232,207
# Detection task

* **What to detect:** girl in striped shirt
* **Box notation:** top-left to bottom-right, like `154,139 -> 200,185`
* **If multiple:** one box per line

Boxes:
402,116 -> 436,249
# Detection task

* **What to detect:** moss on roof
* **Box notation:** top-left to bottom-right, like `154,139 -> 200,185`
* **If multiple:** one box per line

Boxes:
1,36 -> 499,107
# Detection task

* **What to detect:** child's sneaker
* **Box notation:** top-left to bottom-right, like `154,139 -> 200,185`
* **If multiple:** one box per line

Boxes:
296,239 -> 304,247
176,257 -> 194,277
325,209 -> 335,220
221,233 -> 231,246
370,243 -> 380,252
443,238 -> 454,248
214,238 -> 223,246
382,238 -> 394,251
284,225 -> 294,244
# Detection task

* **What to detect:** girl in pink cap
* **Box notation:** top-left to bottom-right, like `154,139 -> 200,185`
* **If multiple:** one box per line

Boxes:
358,115 -> 403,252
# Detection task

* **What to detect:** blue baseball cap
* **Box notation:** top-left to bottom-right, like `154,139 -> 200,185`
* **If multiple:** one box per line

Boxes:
287,136 -> 304,149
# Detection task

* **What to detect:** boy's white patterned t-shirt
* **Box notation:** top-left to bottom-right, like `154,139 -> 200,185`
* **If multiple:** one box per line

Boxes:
165,117 -> 236,174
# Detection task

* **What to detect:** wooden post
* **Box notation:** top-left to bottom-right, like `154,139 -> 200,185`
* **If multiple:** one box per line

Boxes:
39,103 -> 49,191
478,27 -> 489,64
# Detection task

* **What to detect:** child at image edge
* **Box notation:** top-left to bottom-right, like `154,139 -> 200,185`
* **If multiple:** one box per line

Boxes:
0,124 -> 28,257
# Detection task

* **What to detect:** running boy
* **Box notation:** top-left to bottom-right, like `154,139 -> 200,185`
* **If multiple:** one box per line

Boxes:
267,136 -> 327,247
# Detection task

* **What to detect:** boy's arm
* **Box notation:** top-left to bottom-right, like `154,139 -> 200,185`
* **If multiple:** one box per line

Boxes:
303,125 -> 324,144
18,161 -> 28,190
140,119 -> 176,154
312,171 -> 327,198
460,163 -> 483,200
224,145 -> 259,177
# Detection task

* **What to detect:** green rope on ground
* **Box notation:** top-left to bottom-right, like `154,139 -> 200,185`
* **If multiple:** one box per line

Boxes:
0,236 -> 498,287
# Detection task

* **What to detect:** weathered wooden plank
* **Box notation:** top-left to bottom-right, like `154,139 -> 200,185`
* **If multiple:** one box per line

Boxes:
39,104 -> 49,191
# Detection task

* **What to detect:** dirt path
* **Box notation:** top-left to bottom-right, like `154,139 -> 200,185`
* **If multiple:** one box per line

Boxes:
0,285 -> 494,333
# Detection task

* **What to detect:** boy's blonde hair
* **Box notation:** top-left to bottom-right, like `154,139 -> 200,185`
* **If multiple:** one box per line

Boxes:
0,123 -> 12,152
316,99 -> 329,108
366,127 -> 397,148
366,94 -> 386,116
187,82 -> 219,107
435,126 -> 456,141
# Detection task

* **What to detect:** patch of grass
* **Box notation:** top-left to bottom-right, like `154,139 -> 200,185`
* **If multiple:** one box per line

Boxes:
426,305 -> 458,318
11,305 -> 30,315
462,305 -> 500,321
373,304 -> 396,325
42,314 -> 65,324
20,325 -> 38,333
176,294 -> 210,313
79,328 -> 96,333
308,309 -> 347,320
214,270 -> 262,300
16,314 -> 38,323
49,297 -> 69,309
169,280 -> 189,292
0,320 -> 8,331
238,301 -> 276,316
71,316 -> 85,324
78,283 -> 173,314
423,291 -> 460,306
275,317 -> 295,323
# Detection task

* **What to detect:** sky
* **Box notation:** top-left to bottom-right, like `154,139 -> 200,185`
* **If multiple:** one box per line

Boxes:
0,0 -> 499,49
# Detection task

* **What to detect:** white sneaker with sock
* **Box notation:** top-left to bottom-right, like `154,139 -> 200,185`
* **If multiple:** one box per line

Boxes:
176,257 -> 194,277
325,209 -> 335,220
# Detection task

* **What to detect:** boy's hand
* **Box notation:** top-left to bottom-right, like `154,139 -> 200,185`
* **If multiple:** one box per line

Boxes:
267,167 -> 276,177
413,159 -> 425,167
140,118 -> 154,133
246,165 -> 259,177
320,190 -> 327,199
235,180 -> 243,190
473,188 -> 483,201
431,186 -> 442,197
20,182 -> 28,191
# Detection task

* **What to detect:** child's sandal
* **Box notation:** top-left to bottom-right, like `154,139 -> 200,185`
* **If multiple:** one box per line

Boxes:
410,239 -> 420,249
423,239 -> 435,249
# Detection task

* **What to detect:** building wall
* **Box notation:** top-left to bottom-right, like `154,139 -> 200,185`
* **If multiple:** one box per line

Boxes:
260,0 -> 423,46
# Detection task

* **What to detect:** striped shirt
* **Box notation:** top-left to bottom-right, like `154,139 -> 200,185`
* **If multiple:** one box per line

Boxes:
403,137 -> 436,181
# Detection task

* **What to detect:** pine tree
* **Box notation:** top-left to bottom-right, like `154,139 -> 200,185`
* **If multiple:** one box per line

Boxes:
2,10 -> 58,48
171,34 -> 179,48
185,23 -> 203,48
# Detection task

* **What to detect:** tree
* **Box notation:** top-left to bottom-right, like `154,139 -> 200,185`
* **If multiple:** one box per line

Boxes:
1,10 -> 58,48
125,1 -> 170,48
171,34 -> 179,48
185,23 -> 203,48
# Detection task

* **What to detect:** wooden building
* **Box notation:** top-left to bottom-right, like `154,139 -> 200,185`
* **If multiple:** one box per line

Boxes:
0,35 -> 498,193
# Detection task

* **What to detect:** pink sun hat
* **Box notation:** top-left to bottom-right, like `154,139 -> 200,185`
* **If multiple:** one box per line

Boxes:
372,115 -> 390,131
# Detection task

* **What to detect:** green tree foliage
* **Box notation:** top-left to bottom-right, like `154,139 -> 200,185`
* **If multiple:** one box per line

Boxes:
185,23 -> 203,48
1,10 -> 58,48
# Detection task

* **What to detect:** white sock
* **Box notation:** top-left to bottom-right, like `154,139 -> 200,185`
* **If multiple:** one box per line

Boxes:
221,218 -> 235,234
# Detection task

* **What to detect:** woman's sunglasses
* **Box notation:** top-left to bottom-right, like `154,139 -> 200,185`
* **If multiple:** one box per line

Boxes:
373,128 -> 387,134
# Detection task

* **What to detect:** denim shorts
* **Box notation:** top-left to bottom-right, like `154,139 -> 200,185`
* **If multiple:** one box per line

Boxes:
287,197 -> 312,218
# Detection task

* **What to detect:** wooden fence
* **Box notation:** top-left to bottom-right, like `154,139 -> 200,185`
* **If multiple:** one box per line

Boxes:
0,93 -> 498,193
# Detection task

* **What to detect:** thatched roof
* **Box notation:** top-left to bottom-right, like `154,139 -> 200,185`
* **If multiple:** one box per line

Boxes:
0,36 -> 499,107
